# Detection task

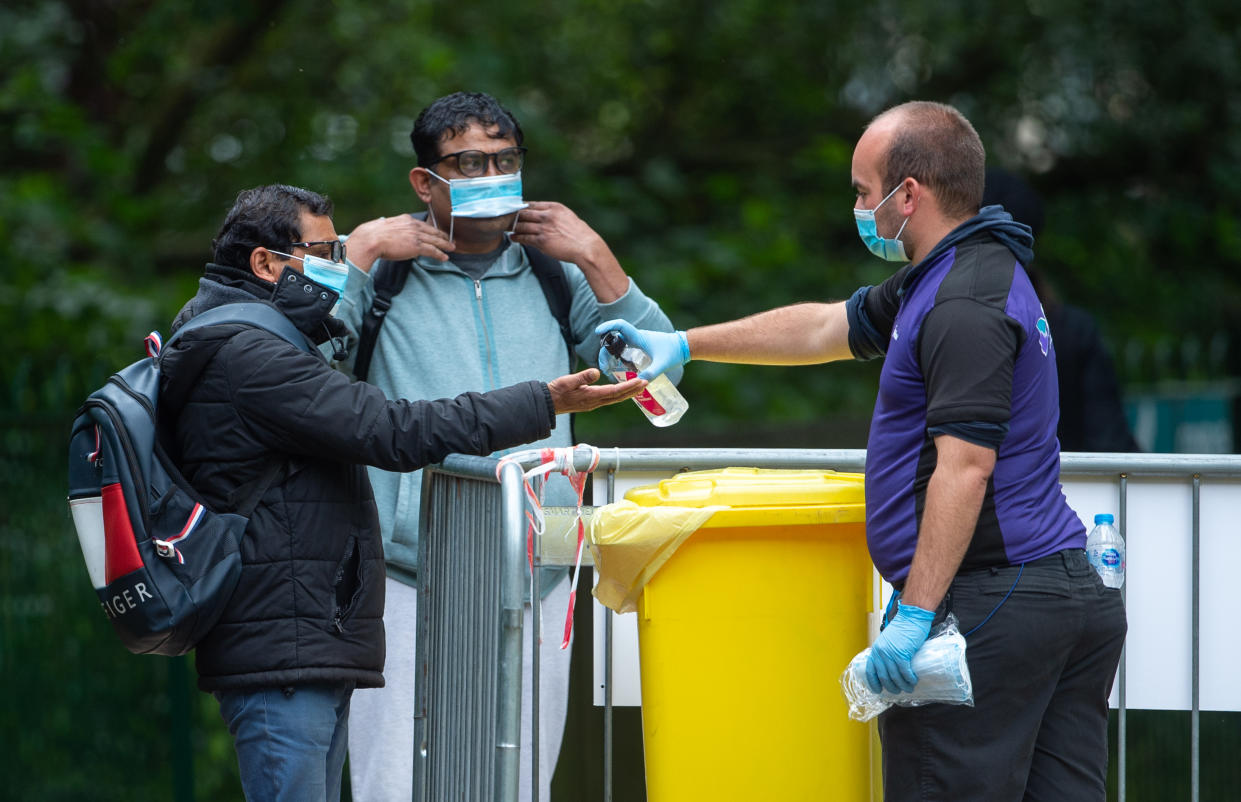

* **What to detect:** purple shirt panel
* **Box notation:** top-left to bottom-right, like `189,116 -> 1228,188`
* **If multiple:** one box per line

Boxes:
862,241 -> 1085,584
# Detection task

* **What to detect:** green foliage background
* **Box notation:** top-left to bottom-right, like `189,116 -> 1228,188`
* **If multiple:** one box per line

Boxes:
3,0 -> 1239,798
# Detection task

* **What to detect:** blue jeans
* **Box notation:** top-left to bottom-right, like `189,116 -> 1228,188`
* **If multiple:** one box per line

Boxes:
214,682 -> 355,802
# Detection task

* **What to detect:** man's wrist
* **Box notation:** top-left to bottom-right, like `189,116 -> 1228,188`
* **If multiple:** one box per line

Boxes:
573,237 -> 611,273
540,382 -> 557,424
898,589 -> 942,613
896,601 -> 935,622
343,233 -> 379,273
574,241 -> 628,303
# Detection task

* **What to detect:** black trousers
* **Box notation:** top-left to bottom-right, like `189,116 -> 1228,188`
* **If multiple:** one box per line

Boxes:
878,549 -> 1128,801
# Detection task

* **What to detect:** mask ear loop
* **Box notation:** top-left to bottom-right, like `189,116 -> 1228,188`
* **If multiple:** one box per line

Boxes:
428,204 -> 454,243
880,184 -> 912,259
893,212 -> 910,242
426,172 -> 455,244
506,170 -> 525,235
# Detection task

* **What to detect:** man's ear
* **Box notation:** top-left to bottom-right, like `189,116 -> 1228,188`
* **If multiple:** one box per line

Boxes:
409,167 -> 434,204
249,246 -> 285,283
899,178 -> 921,215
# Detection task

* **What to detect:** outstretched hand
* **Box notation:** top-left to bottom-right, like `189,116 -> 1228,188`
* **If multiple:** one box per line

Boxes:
547,368 -> 646,414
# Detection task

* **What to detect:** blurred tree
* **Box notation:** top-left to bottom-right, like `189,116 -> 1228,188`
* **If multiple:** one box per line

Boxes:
5,0 -> 1240,418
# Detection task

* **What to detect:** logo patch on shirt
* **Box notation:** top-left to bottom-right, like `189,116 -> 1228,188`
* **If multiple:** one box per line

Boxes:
891,322 -> 900,342
1036,315 -> 1052,356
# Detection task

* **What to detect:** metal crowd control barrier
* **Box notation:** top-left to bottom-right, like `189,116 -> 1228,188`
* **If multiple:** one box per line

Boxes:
414,449 -> 1241,802
413,454 -> 526,802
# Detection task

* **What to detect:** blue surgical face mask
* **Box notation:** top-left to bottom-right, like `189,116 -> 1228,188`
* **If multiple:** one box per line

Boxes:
853,183 -> 911,262
269,249 -> 349,295
426,170 -> 528,243
428,170 -> 528,219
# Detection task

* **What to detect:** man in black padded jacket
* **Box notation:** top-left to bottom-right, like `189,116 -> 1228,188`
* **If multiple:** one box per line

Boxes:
159,184 -> 642,802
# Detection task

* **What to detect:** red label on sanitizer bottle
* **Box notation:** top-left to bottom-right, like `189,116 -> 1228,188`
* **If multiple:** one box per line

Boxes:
615,370 -> 666,415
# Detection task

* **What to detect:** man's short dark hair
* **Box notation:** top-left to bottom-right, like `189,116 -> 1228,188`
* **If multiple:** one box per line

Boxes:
874,101 -> 985,220
212,184 -> 333,271
410,91 -> 524,167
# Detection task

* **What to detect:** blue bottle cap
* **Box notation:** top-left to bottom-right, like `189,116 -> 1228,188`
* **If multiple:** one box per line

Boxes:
1094,513 -> 1115,525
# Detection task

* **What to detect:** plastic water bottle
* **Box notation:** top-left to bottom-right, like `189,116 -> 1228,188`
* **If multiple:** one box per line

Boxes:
599,330 -> 688,427
1086,513 -> 1125,589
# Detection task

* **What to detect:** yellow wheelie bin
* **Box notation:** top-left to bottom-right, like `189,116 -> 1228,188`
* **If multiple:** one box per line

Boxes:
591,467 -> 875,801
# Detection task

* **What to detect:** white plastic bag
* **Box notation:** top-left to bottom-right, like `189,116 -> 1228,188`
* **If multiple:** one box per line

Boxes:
840,613 -> 974,722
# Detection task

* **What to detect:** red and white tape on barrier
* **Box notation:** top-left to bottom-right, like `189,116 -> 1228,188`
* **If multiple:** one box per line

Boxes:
497,444 -> 600,650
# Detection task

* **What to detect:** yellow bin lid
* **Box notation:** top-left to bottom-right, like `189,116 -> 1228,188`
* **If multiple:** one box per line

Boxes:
624,467 -> 866,528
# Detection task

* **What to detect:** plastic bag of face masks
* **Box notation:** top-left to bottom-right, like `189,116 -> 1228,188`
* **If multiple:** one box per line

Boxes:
839,613 -> 974,722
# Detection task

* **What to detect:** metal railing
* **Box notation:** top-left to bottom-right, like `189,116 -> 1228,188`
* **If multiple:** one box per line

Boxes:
415,449 -> 1241,802
1053,451 -> 1241,802
413,457 -> 526,802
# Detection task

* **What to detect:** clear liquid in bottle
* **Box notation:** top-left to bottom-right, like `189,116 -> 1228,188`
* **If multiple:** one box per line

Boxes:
600,331 -> 688,427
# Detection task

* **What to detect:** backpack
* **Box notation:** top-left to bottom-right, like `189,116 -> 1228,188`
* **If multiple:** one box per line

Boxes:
67,302 -> 317,656
351,238 -> 575,383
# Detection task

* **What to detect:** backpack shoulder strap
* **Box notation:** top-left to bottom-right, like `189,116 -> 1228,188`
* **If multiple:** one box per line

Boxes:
157,305 -> 301,520
522,244 -> 576,368
155,302 -> 319,455
167,302 -> 316,355
353,258 -> 412,382
353,211 -> 429,382
228,460 -> 286,517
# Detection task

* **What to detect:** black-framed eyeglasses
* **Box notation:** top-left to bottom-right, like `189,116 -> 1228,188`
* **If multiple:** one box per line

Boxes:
426,147 -> 527,178
289,240 -> 346,263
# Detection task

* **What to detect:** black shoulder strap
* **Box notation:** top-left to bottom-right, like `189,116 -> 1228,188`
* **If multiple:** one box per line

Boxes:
157,302 -> 307,508
522,244 -> 576,369
229,460 -> 286,517
167,302 -> 316,355
353,212 -> 428,382
522,244 -> 578,440
156,301 -> 316,452
353,257 -> 412,382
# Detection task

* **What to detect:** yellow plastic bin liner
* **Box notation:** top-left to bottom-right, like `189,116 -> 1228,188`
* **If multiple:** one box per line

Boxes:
590,500 -> 723,614
597,467 -> 873,802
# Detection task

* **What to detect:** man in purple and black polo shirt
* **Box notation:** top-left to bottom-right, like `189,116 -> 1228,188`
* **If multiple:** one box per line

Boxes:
597,101 -> 1127,800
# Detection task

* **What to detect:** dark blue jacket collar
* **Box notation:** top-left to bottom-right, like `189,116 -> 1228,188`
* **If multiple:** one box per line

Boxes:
172,263 -> 345,346
897,205 -> 1034,297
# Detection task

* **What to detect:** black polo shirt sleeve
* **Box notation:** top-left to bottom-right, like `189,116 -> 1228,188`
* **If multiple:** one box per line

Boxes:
846,266 -> 908,361
918,298 -> 1023,442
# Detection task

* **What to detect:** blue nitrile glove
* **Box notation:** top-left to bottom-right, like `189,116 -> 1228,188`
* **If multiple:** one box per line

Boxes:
594,319 -> 690,381
865,601 -> 935,695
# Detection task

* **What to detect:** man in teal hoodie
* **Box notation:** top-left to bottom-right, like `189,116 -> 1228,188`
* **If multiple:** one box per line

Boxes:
336,92 -> 679,802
